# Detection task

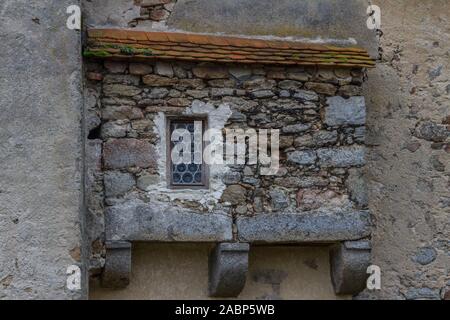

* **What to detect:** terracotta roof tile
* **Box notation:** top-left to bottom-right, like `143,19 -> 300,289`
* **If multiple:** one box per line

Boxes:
147,32 -> 169,42
85,28 -> 375,68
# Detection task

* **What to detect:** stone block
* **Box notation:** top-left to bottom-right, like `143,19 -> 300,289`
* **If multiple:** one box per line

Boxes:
269,188 -> 289,211
274,176 -> 328,188
223,171 -> 242,185
414,121 -> 449,142
405,287 -> 441,300
177,78 -> 206,89
412,247 -> 437,266
105,201 -> 233,242
104,171 -> 136,198
287,150 -> 317,165
103,139 -> 157,169
129,63 -> 153,75
282,123 -> 312,133
304,82 -> 337,95
229,67 -> 252,80
211,88 -> 235,98
104,61 -> 127,74
186,90 -> 209,99
237,210 -> 372,243
136,174 -> 160,190
221,185 -> 247,205
208,79 -> 236,88
317,146 -> 365,168
325,96 -> 366,126
192,65 -> 228,79
243,78 -> 276,91
100,121 -> 129,139
293,90 -> 319,101
103,84 -> 142,97
102,105 -> 144,121
103,74 -> 140,86
338,85 -> 363,97
250,90 -> 274,98
154,62 -> 174,77
147,88 -> 169,99
294,135 -> 314,148
143,74 -> 177,86
278,80 -> 303,90
312,130 -> 338,146
167,97 -> 190,107
287,71 -> 310,82
297,189 -> 349,211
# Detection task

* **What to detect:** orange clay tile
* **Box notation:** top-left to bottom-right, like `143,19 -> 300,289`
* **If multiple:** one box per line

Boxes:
85,28 -> 376,68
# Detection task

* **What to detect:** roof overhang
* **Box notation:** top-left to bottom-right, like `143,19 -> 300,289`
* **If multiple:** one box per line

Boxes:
84,28 -> 375,68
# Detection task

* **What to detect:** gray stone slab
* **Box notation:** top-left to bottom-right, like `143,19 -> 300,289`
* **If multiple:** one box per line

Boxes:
236,211 -> 372,243
317,146 -> 366,168
105,201 -> 233,242
325,96 -> 366,126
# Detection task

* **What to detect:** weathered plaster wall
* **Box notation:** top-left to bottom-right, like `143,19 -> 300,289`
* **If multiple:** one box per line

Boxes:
84,0 -> 450,300
0,0 -> 87,299
90,244 -> 348,300
82,0 -> 377,56
360,0 -> 449,300
168,0 -> 377,57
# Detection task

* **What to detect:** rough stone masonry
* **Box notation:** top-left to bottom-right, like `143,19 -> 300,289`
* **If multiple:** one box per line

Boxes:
84,56 -> 371,279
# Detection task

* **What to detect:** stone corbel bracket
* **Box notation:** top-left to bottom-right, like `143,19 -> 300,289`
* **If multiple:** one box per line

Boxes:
102,202 -> 373,296
208,243 -> 250,297
330,240 -> 372,295
101,241 -> 132,289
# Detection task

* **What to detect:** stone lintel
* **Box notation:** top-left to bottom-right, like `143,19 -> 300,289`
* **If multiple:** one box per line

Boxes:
105,201 -> 233,242
236,211 -> 371,243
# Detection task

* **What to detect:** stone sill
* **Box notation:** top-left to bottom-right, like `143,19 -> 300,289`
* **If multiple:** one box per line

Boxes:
106,201 -> 371,244
237,210 -> 371,244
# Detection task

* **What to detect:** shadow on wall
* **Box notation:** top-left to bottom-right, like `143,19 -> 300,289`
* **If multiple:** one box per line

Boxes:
90,244 -> 349,300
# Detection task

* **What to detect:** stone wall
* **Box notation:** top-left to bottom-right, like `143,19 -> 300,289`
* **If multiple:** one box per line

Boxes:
85,57 -> 369,279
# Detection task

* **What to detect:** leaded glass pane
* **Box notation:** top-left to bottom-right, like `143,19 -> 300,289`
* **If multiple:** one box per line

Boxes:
169,119 -> 205,186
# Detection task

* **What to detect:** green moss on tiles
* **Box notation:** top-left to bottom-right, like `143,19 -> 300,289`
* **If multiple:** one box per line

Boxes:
83,50 -> 112,58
